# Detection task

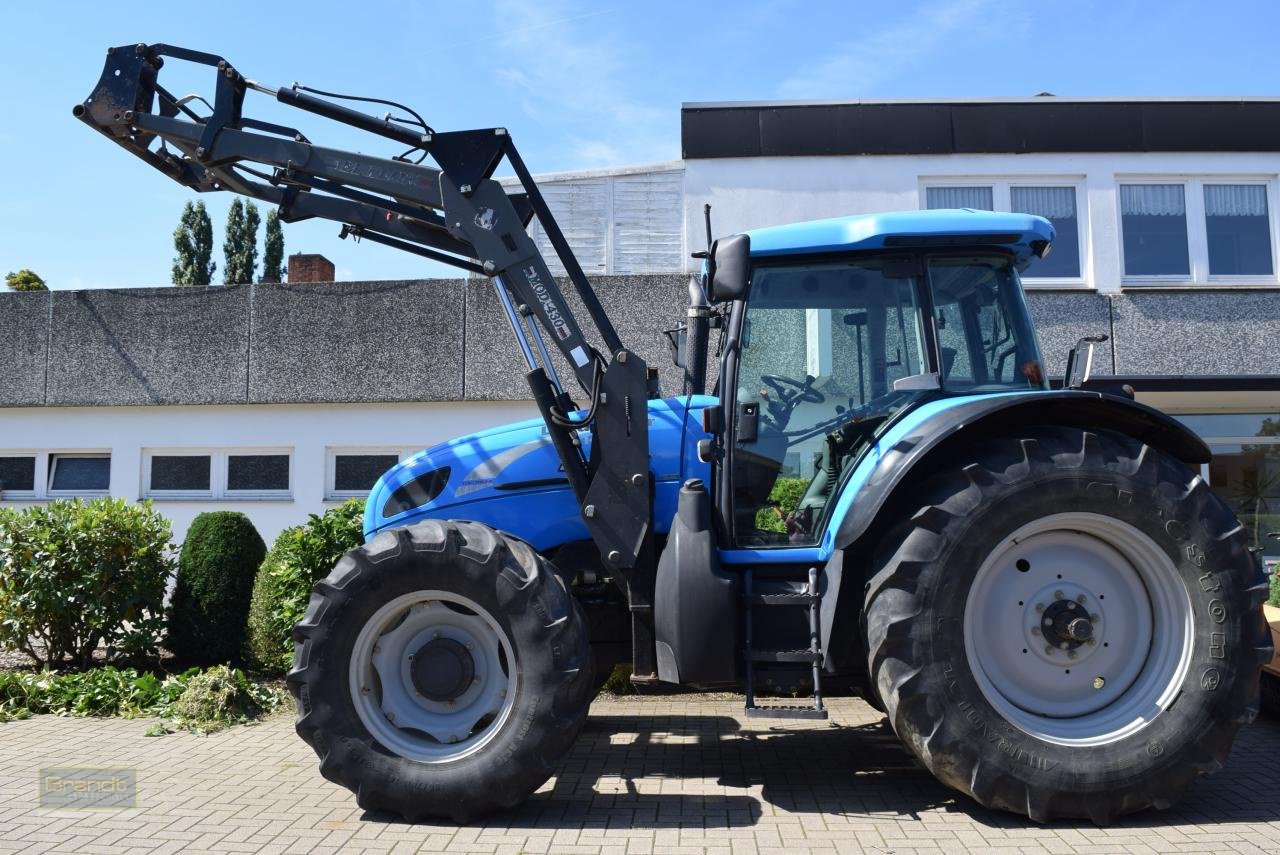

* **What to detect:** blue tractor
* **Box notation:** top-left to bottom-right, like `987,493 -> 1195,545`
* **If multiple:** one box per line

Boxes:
81,45 -> 1271,824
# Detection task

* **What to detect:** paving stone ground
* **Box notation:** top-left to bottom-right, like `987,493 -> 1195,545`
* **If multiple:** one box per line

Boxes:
1,694 -> 1279,854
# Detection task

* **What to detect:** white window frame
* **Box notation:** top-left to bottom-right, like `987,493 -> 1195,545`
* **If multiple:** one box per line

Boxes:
919,177 -> 1088,288
1117,175 -> 1280,287
0,450 -> 111,501
47,452 -> 112,498
142,447 -> 292,500
325,446 -> 421,501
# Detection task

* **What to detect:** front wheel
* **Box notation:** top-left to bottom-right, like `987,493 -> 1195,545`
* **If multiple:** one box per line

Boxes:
864,426 -> 1272,822
288,520 -> 593,822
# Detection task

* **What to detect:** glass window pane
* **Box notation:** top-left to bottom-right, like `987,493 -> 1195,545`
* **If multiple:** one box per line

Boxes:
227,455 -> 290,491
1011,187 -> 1080,278
1121,184 -> 1189,276
335,454 -> 399,492
1204,184 -> 1273,276
49,456 -> 110,492
1175,412 -> 1280,438
1208,443 -> 1280,553
150,455 -> 211,491
926,186 -> 993,211
0,456 -> 36,492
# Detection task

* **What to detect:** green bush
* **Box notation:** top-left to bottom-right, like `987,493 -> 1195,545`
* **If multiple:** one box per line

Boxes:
1268,564 -> 1280,608
245,499 -> 365,674
0,499 -> 173,667
166,512 -> 266,664
754,476 -> 810,534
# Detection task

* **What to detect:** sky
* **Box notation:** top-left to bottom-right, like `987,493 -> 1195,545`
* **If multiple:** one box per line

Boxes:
3,0 -> 1280,289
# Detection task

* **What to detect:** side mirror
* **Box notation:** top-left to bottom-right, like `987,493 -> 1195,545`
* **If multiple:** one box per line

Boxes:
707,233 -> 751,302
1064,334 -> 1109,389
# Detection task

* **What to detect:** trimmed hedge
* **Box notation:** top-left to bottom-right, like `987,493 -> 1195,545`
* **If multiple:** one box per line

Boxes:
245,499 -> 364,674
167,512 -> 266,665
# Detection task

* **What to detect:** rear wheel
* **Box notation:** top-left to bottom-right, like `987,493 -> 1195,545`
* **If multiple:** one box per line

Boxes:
864,426 -> 1272,822
289,520 -> 593,822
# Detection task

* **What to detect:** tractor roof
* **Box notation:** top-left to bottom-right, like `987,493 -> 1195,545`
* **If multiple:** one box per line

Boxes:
744,209 -> 1055,268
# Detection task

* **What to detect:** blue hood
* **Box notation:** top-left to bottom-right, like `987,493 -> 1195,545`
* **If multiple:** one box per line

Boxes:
364,395 -> 715,550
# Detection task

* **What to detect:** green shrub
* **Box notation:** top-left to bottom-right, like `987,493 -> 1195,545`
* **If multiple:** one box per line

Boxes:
1268,564 -> 1280,607
166,512 -> 266,664
169,665 -> 279,733
0,499 -> 173,667
754,476 -> 810,534
245,499 -> 365,673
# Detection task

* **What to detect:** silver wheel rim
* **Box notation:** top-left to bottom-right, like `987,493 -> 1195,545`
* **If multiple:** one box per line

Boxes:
350,590 -> 517,763
963,512 -> 1193,746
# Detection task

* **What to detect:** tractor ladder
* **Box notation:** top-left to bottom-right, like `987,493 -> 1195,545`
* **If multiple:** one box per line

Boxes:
742,566 -> 828,720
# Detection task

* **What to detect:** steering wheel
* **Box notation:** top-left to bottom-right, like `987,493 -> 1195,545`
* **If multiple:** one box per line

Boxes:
761,374 -> 825,405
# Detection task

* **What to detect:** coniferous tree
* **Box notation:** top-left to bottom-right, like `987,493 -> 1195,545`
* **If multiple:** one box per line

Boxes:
260,208 -> 285,283
172,200 -> 216,286
5,269 -> 47,291
223,199 -> 261,285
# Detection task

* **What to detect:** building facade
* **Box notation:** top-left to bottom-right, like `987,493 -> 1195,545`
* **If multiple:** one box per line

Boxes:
3,97 -> 1279,556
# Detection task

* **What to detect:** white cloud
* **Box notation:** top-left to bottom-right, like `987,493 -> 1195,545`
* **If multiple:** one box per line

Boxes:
491,1 -> 675,168
778,0 -> 1026,98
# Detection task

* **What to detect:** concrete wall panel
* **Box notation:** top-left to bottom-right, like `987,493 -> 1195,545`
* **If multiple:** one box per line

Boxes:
0,292 -> 50,407
1025,292 -> 1115,378
46,286 -> 249,406
1112,290 -> 1280,375
250,279 -> 464,404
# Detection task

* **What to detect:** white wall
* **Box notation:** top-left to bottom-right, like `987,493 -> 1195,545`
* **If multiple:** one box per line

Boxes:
683,151 -> 1280,291
0,401 -> 536,545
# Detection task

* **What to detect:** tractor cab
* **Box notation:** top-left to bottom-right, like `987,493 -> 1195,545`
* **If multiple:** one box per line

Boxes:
707,210 -> 1054,547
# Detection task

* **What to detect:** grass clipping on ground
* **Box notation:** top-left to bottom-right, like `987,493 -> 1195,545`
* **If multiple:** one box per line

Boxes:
0,664 -> 282,735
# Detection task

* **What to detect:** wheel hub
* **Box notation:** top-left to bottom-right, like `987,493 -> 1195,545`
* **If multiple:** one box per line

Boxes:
411,637 -> 476,702
1042,598 -> 1093,649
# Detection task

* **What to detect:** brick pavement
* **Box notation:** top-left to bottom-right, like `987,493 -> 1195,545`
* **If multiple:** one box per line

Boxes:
1,695 -> 1278,854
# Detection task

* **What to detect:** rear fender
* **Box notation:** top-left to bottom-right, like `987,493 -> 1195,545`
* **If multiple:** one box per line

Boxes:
820,389 -> 1209,671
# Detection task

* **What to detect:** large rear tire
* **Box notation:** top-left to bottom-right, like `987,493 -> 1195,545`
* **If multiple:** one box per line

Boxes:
288,520 -> 593,822
863,426 -> 1272,822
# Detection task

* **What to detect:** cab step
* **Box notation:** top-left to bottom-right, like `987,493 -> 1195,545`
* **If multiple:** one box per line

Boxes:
744,704 -> 829,720
743,566 -> 826,720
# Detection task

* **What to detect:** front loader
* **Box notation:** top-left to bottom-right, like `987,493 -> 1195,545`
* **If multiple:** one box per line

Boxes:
77,44 -> 1272,824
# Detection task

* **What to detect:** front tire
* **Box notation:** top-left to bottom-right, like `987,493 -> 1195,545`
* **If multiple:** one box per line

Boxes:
864,426 -> 1271,822
288,520 -> 593,822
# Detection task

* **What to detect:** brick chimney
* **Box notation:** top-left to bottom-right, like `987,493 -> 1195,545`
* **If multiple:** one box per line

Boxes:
287,253 -> 336,283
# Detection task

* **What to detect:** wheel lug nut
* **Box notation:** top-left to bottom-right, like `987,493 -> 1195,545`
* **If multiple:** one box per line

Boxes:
1093,676 -> 1106,689
1054,590 -> 1064,600
1031,627 -> 1041,636
466,641 -> 474,651
1035,603 -> 1046,613
1077,594 -> 1087,604
1066,601 -> 1077,610
1044,645 -> 1055,655
1042,617 -> 1053,627
1058,642 -> 1069,650
1090,613 -> 1100,623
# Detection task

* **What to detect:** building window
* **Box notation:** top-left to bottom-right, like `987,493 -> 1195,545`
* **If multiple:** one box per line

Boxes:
0,455 -> 37,496
143,449 -> 291,500
923,180 -> 1085,283
1176,413 -> 1280,556
1010,186 -> 1080,279
1204,184 -> 1274,276
925,185 -> 993,211
48,454 -> 110,494
0,451 -> 110,500
226,454 -> 290,493
1120,184 -> 1190,277
326,448 -> 420,500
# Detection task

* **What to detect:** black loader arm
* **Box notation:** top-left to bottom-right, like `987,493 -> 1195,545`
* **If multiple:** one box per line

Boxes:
74,43 -> 657,658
